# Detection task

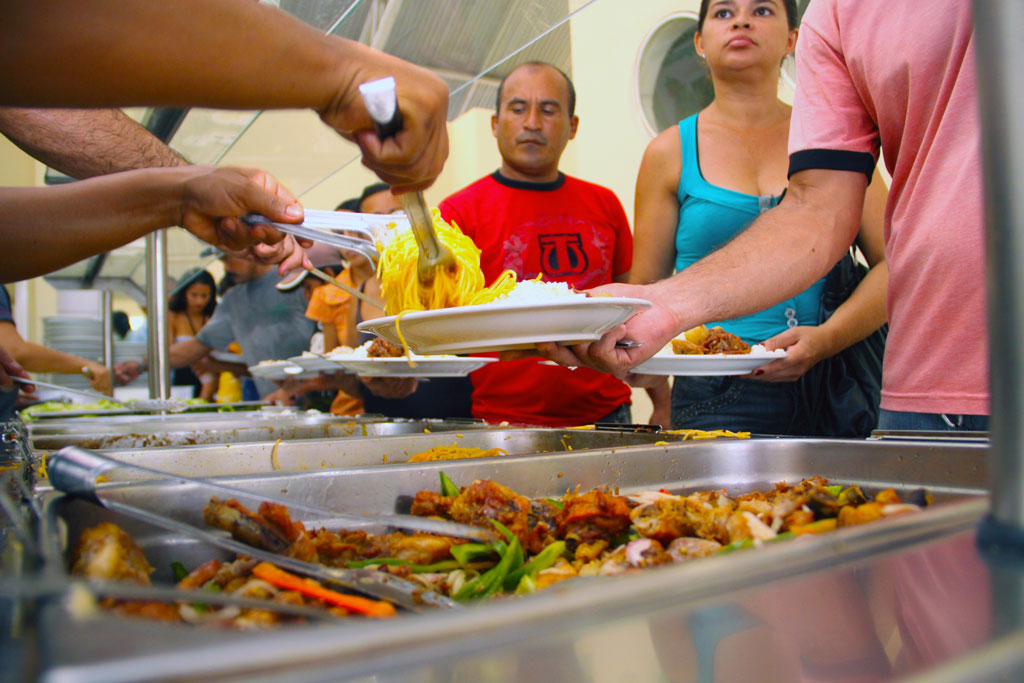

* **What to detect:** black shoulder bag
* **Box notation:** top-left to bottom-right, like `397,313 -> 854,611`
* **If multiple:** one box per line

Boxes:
797,251 -> 887,437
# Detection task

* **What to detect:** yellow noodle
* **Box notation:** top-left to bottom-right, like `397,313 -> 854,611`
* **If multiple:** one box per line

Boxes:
377,209 -> 517,315
407,443 -> 510,462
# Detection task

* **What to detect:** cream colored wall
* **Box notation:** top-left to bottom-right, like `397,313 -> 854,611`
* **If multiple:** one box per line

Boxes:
0,134 -> 58,344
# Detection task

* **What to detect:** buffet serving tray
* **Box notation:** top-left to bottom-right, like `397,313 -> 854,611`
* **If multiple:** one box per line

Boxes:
31,437 -> 989,681
28,415 -> 488,451
49,427 -> 699,481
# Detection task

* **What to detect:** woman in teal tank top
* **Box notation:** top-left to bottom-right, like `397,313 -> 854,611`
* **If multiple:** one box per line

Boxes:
630,0 -> 889,435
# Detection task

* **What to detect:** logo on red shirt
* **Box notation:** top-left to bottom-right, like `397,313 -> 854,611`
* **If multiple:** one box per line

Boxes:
539,233 -> 589,276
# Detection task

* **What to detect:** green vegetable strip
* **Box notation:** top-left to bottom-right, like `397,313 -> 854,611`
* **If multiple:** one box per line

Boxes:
439,471 -> 460,497
454,536 -> 523,601
823,485 -> 843,497
345,557 -> 465,573
503,540 -> 566,590
450,543 -> 495,566
545,498 -> 564,510
170,561 -> 189,583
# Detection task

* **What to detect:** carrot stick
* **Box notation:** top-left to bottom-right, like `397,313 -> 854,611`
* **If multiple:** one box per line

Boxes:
251,562 -> 396,618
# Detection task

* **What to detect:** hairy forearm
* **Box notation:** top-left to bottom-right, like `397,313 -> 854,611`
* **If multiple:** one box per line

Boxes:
0,167 -> 200,282
656,175 -> 865,331
0,330 -> 94,376
0,108 -> 188,179
0,0 -> 353,113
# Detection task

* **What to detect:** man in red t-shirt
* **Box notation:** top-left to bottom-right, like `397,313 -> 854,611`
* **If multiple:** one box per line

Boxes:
440,62 -> 666,426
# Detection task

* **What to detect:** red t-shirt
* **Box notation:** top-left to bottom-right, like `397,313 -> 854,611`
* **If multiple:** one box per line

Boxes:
439,172 -> 633,426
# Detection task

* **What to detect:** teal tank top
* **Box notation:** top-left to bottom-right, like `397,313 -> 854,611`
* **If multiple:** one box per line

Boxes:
675,114 -> 825,344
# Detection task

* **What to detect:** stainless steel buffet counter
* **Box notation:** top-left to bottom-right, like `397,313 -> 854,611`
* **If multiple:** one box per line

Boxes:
27,435 -> 994,680
3,414 -> 1018,682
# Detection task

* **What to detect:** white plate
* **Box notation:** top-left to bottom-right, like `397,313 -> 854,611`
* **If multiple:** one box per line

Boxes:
248,360 -> 312,381
632,350 -> 787,376
286,354 -> 350,374
330,356 -> 497,377
211,350 -> 246,364
357,297 -> 652,355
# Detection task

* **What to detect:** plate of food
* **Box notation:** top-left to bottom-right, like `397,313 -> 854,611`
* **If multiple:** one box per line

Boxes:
632,325 -> 786,376
325,339 -> 497,377
248,360 -> 312,381
358,281 -> 651,355
286,352 -> 350,374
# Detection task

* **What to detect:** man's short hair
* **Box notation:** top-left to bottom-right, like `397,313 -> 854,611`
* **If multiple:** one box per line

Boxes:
358,183 -> 392,211
495,62 -> 576,117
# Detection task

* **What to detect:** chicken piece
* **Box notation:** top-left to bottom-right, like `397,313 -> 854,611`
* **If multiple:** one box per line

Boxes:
696,505 -> 734,545
177,559 -> 222,590
526,499 -> 560,554
535,560 -> 578,589
701,327 -> 750,354
557,490 -> 632,542
631,496 -> 709,543
203,498 -> 290,554
874,489 -> 902,505
71,522 -> 154,585
386,534 -> 461,565
410,490 -> 454,518
210,557 -> 259,588
838,502 -> 884,527
307,528 -> 388,566
448,480 -> 531,547
666,537 -> 722,562
574,539 -> 609,564
784,508 -> 815,529
367,338 -> 403,358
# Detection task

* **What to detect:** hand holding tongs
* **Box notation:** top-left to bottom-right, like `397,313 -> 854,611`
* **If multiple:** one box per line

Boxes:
358,77 -> 456,285
242,209 -> 387,267
47,447 -> 492,609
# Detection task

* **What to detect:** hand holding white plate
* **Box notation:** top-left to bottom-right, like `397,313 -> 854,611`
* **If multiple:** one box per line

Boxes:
357,297 -> 652,355
632,346 -> 787,376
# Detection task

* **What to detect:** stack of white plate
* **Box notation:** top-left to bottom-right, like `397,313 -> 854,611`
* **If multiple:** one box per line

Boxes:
43,316 -> 103,390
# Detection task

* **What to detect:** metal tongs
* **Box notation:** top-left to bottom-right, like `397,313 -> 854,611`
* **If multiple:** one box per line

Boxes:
358,76 -> 456,284
12,377 -> 189,413
242,209 -> 386,267
48,447 -> 491,610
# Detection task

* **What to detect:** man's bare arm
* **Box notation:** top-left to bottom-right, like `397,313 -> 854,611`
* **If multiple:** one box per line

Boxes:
0,0 -> 448,191
537,168 -> 870,375
169,337 -> 212,369
0,108 -> 187,179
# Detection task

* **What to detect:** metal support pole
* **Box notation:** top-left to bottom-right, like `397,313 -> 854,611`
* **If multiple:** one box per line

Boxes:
101,289 -> 113,378
145,230 -> 171,400
975,0 -> 1024,531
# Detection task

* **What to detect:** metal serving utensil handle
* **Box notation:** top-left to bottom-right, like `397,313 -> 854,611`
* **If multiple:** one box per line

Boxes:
399,190 -> 443,260
47,446 -> 120,500
12,377 -> 110,404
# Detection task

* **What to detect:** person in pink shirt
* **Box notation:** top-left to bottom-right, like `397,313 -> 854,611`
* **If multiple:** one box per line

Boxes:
541,0 -> 987,431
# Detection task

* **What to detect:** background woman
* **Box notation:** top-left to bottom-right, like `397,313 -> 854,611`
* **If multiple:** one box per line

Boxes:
167,268 -> 217,400
630,0 -> 888,435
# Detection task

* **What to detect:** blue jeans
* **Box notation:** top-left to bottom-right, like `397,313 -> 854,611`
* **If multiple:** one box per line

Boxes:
877,409 -> 988,432
671,375 -> 812,436
596,403 -> 632,424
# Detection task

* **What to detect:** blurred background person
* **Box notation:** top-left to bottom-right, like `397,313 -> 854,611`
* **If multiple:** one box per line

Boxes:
167,268 -> 218,401
0,285 -> 112,419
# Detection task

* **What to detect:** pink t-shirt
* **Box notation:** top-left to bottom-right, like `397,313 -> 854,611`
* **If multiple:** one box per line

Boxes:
788,0 -> 988,415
